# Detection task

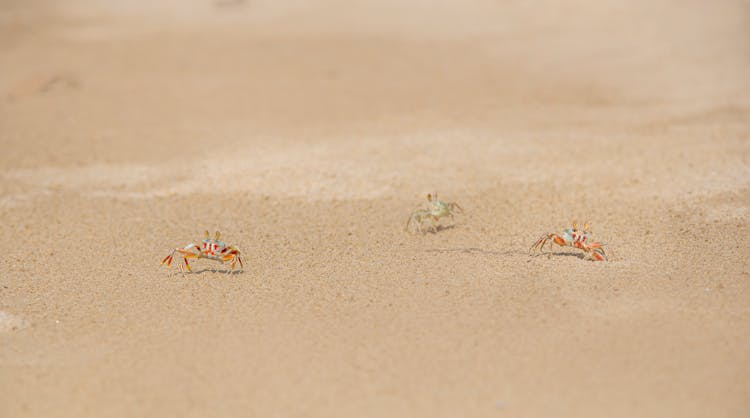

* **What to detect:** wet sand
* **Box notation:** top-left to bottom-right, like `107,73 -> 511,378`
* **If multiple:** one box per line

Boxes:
1,1 -> 749,417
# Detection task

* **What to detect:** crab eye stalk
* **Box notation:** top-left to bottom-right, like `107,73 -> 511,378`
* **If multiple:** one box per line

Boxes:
215,231 -> 221,240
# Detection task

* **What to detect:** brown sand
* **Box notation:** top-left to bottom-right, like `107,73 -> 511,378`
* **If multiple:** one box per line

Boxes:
1,1 -> 749,417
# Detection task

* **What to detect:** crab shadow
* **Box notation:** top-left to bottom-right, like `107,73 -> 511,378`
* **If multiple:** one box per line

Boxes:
170,268 -> 243,276
529,251 -> 587,260
424,248 -> 525,256
420,224 -> 456,234
424,248 -> 590,259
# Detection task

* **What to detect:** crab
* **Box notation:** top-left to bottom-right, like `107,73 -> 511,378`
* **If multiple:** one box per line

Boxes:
530,222 -> 607,261
405,192 -> 463,233
161,231 -> 243,273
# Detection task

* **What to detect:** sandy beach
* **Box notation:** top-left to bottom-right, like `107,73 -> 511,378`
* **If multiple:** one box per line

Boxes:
1,1 -> 749,416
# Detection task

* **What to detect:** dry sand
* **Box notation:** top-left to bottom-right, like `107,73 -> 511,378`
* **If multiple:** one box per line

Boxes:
1,1 -> 749,417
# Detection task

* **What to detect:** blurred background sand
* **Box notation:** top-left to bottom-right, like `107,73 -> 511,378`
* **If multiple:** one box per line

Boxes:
1,1 -> 749,417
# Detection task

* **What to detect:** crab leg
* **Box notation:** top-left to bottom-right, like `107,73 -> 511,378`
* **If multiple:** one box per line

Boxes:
228,255 -> 241,274
162,247 -> 200,270
589,246 -> 607,261
161,254 -> 174,267
448,202 -> 464,213
592,251 -> 606,261
530,233 -> 567,253
406,210 -> 428,233
584,248 -> 606,261
585,242 -> 607,261
429,215 -> 438,232
215,247 -> 242,273
161,248 -> 186,268
405,212 -> 417,231
530,235 -> 547,253
221,254 -> 236,273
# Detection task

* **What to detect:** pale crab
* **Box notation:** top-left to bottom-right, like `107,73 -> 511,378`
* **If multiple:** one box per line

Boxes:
405,192 -> 463,233
530,222 -> 607,261
161,231 -> 243,273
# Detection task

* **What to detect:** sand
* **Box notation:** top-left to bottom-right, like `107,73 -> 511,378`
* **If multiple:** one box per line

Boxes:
1,1 -> 749,417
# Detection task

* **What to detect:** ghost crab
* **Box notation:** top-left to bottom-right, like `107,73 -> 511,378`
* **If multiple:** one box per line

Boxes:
530,222 -> 607,261
161,231 -> 243,273
405,192 -> 463,233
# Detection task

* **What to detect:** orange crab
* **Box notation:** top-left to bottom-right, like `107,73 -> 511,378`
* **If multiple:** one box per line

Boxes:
530,222 -> 607,261
161,231 -> 243,273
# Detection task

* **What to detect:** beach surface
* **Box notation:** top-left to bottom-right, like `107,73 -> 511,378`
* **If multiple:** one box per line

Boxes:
1,1 -> 749,417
